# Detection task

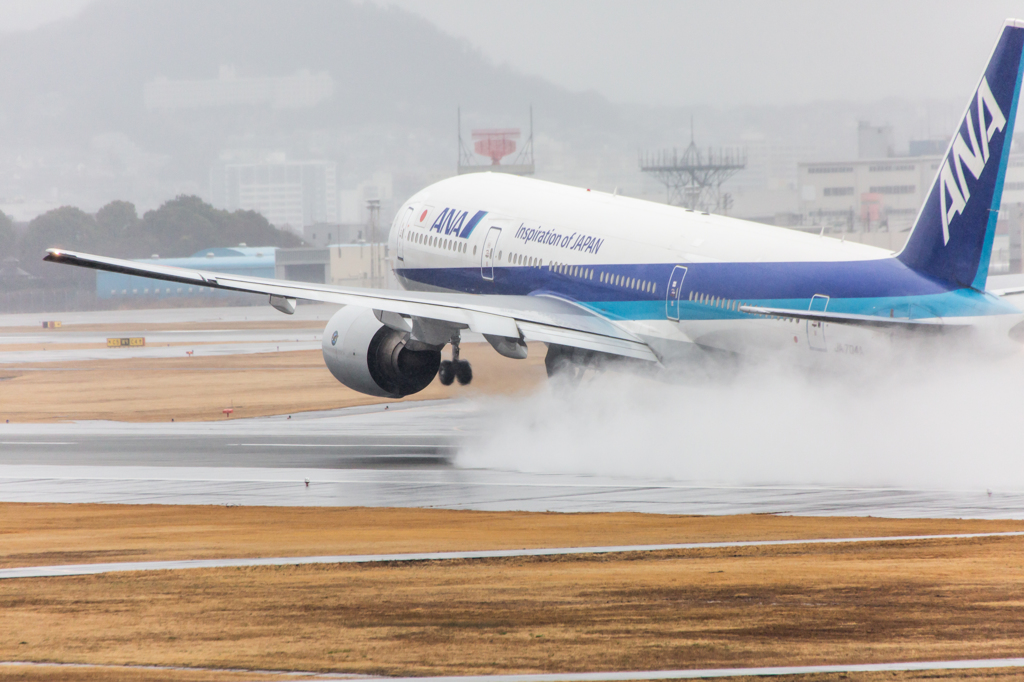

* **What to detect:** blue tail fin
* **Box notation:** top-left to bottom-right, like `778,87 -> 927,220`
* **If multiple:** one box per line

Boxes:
898,20 -> 1024,290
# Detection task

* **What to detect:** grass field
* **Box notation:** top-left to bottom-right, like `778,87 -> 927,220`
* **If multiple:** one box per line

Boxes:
2,505 -> 1024,678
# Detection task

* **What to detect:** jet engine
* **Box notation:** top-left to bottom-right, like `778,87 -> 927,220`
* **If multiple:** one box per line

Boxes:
322,306 -> 441,398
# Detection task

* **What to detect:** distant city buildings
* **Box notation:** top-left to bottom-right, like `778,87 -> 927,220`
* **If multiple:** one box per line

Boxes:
796,122 -> 1024,235
209,157 -> 337,233
794,126 -> 1024,272
799,151 -> 1024,235
339,172 -> 395,226
798,155 -> 941,233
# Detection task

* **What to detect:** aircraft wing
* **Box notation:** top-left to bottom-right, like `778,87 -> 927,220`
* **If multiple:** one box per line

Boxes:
737,305 -> 969,329
44,249 -> 659,362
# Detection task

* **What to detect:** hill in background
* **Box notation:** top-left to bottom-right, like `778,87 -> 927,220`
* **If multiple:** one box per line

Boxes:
0,0 -> 965,222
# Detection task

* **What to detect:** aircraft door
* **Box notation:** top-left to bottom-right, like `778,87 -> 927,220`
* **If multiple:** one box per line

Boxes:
807,294 -> 829,351
481,226 -> 502,281
396,207 -> 413,261
665,265 -> 688,320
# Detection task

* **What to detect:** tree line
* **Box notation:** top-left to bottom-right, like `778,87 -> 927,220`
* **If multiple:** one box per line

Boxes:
1,195 -> 304,287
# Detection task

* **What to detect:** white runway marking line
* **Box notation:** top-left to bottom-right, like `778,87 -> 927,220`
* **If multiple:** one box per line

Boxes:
4,659 -> 1024,681
376,658 -> 1024,679
2,531 -> 1022,580
0,442 -> 77,445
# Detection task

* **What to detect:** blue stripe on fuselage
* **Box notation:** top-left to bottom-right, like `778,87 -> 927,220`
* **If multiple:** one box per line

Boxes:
459,210 -> 487,239
395,257 -> 1017,320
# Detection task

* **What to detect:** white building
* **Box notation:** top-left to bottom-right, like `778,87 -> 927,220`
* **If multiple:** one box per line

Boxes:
210,157 -> 338,233
798,156 -> 941,232
798,151 -> 1024,234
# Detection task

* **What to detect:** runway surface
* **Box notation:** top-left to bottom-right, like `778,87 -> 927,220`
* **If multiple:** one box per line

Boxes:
3,302 -> 1024,518
0,303 -> 339,328
2,399 -> 1024,517
0,304 -> 333,363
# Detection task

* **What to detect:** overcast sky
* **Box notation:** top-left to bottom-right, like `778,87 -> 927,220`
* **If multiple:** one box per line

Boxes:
4,0 -> 1024,107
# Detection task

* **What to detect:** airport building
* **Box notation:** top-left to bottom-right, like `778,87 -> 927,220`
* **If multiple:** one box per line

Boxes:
275,243 -> 394,289
795,123 -> 1024,272
301,222 -> 368,248
96,247 -> 277,300
95,242 -> 395,300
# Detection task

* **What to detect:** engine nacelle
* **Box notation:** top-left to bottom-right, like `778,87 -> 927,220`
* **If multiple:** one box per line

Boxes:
322,306 -> 441,398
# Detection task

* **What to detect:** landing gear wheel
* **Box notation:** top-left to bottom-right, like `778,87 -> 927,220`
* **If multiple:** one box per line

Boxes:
438,360 -> 455,386
455,360 -> 473,385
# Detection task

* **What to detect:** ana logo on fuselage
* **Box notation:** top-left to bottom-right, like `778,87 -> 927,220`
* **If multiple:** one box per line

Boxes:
939,76 -> 1007,245
431,208 -> 469,236
429,208 -> 487,239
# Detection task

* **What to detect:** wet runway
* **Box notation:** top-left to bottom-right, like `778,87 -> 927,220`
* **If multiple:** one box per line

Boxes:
2,399 -> 1023,517
3,303 -> 1024,518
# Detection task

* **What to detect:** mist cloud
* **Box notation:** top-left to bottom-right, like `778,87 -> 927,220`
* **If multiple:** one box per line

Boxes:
459,340 -> 1024,492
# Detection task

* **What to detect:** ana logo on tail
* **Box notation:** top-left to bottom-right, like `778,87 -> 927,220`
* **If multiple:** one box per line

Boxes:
940,77 -> 1007,245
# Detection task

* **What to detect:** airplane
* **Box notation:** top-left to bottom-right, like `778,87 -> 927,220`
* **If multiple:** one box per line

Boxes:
45,19 -> 1024,398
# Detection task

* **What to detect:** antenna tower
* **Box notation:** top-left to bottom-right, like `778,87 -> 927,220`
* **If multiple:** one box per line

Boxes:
640,122 -> 746,213
366,198 -> 382,288
458,106 -> 535,176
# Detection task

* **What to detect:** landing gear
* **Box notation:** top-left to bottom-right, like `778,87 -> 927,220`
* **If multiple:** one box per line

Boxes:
455,359 -> 473,385
438,332 -> 472,386
438,360 -> 455,385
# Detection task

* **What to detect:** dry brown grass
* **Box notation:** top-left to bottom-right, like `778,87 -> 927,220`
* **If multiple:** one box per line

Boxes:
0,664 -> 302,681
0,342 -> 547,422
3,537 -> 1024,676
3,504 -> 1024,570
4,506 -> 1024,677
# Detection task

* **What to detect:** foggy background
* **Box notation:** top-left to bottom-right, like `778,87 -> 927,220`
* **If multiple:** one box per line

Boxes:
1,0 -> 1024,311
1,0 -> 1021,219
